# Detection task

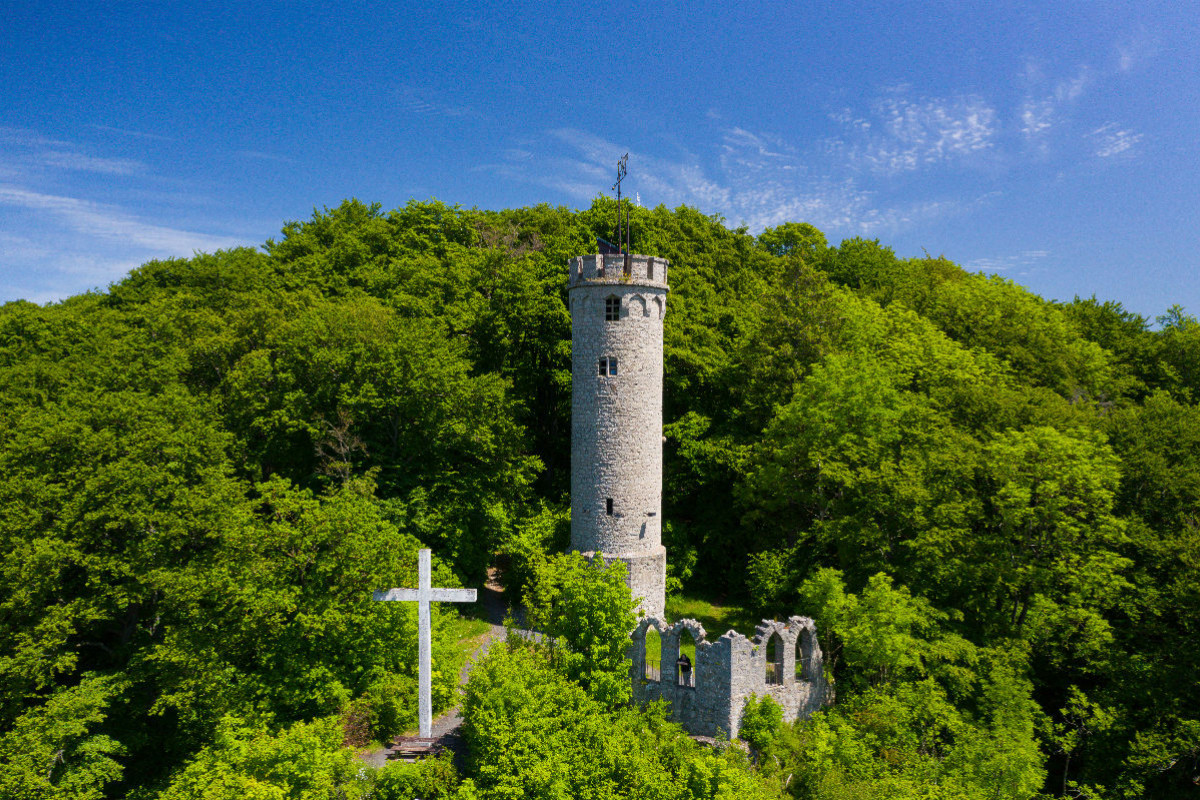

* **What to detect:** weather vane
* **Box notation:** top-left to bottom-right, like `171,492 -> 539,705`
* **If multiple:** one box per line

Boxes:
612,153 -> 630,255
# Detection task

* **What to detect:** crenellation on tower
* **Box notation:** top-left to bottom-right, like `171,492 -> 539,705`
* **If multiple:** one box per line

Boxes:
569,254 -> 669,288
569,252 -> 669,618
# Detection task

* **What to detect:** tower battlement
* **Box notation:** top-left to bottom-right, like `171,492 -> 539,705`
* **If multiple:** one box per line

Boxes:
569,252 -> 669,618
569,254 -> 670,289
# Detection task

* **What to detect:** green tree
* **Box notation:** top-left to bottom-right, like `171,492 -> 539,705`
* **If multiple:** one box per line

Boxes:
157,715 -> 370,800
0,676 -> 125,800
462,646 -> 777,800
522,552 -> 638,707
965,427 -> 1130,647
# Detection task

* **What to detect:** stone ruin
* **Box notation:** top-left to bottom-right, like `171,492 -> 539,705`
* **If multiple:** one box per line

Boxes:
630,615 -> 832,738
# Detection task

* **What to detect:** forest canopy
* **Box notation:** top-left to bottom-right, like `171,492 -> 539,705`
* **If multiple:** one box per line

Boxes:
0,197 -> 1197,798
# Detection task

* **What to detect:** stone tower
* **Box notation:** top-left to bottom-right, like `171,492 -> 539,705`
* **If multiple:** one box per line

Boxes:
569,252 -> 669,618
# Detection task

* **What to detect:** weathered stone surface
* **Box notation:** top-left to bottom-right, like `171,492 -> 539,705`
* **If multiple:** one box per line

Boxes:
629,616 -> 833,738
569,254 -> 669,618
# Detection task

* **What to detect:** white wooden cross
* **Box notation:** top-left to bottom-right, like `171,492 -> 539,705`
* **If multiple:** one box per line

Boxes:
373,548 -> 477,738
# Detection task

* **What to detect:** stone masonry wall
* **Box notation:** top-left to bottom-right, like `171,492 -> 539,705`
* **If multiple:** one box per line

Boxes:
630,616 -> 832,738
570,254 -> 669,618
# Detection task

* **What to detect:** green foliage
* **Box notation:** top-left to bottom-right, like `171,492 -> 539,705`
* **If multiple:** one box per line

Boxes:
0,675 -> 126,800
966,426 -> 1129,646
496,502 -> 569,605
780,571 -> 1046,799
740,695 -> 785,753
522,552 -> 638,707
373,752 -> 476,800
156,715 -> 369,800
791,673 -> 1045,800
797,570 -> 977,690
1,196 -> 1197,797
757,222 -> 828,260
462,646 -> 778,800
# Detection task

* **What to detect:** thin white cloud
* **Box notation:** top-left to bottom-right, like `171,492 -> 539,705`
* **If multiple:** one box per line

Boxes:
39,150 -> 146,176
1020,99 -> 1054,139
1117,48 -> 1134,73
235,150 -> 295,164
0,231 -> 52,261
0,126 -> 150,178
0,126 -> 73,149
395,86 -> 477,119
828,93 -> 997,175
1018,65 -> 1091,149
965,249 -> 1050,274
87,123 -> 175,142
1114,31 -> 1158,74
721,127 -> 794,160
1053,68 -> 1090,102
487,125 -> 975,237
1090,123 -> 1143,157
0,126 -> 269,303
0,185 -> 244,253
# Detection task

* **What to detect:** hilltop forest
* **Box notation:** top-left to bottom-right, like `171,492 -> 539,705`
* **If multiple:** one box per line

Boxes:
1,198 -> 1197,799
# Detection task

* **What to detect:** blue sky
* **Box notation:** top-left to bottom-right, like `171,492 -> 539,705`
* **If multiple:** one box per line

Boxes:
1,1 -> 1196,320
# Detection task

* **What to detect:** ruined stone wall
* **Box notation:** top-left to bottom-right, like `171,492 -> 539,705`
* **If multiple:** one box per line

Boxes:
569,254 -> 669,618
630,616 -> 831,738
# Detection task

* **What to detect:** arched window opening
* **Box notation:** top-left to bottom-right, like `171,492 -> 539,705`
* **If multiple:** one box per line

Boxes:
765,633 -> 784,685
605,296 -> 620,321
796,630 -> 815,681
644,627 -> 661,682
676,629 -> 697,688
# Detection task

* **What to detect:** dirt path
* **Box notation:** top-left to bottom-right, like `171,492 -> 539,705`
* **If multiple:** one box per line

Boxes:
428,568 -> 508,737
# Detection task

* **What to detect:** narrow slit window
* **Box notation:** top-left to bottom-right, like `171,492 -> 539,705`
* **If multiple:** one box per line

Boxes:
598,357 -> 617,377
648,262 -> 655,280
605,296 -> 620,321
598,357 -> 608,376
606,498 -> 614,515
608,357 -> 617,376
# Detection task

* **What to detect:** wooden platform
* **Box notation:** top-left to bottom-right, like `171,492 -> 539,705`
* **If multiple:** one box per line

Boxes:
387,735 -> 446,761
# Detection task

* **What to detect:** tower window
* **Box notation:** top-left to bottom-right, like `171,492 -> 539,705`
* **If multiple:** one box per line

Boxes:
648,262 -> 654,280
605,296 -> 620,321
598,357 -> 618,377
606,498 -> 614,515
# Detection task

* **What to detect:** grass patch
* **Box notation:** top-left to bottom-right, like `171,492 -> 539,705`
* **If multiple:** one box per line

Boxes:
666,595 -> 758,638
436,611 -> 492,701
443,612 -> 492,670
642,595 -> 759,668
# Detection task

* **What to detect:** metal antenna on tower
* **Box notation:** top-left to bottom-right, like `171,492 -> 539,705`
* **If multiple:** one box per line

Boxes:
612,153 -> 629,255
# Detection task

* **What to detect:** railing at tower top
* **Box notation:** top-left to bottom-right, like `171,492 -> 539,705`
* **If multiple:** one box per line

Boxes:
676,665 -> 694,689
644,658 -> 660,682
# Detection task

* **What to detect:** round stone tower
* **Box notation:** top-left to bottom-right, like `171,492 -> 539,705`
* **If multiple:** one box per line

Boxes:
569,252 -> 669,619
